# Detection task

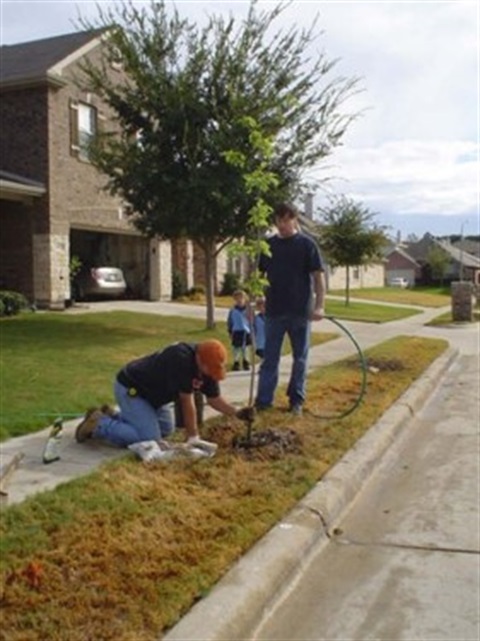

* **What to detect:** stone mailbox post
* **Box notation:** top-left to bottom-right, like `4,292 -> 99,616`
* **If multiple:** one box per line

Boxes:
451,281 -> 475,322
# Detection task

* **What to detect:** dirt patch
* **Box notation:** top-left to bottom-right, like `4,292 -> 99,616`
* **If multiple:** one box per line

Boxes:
366,357 -> 405,371
232,428 -> 303,461
346,356 -> 405,372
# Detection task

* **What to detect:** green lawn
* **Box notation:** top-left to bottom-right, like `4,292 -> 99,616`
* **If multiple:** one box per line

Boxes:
324,298 -> 420,322
327,286 -> 451,308
0,311 -> 335,439
185,295 -> 423,322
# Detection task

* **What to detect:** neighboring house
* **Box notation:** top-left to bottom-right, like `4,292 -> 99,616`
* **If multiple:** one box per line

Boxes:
0,30 -> 228,309
298,211 -> 386,291
404,233 -> 480,285
384,245 -> 421,286
451,238 -> 480,259
325,262 -> 385,291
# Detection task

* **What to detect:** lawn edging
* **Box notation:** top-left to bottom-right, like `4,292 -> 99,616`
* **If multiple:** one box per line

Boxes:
164,346 -> 458,641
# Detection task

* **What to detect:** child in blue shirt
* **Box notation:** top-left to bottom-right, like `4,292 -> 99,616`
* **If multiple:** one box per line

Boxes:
227,289 -> 251,371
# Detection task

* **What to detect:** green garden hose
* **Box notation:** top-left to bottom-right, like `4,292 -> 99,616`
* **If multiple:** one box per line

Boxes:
306,315 -> 368,420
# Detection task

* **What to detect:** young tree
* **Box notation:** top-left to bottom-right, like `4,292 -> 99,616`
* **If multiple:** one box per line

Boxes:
427,245 -> 450,284
78,0 -> 359,327
317,196 -> 388,305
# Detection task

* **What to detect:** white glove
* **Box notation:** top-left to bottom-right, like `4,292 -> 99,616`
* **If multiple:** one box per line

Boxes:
186,436 -> 218,456
128,440 -> 176,462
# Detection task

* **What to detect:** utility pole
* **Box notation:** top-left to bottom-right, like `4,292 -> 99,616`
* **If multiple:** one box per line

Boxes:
459,221 -> 468,281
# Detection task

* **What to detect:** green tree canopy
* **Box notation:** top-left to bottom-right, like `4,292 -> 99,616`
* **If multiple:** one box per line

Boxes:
427,245 -> 450,284
78,0 -> 359,325
317,196 -> 388,305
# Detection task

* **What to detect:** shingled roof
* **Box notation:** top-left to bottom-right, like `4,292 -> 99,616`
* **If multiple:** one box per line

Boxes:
0,30 -> 102,88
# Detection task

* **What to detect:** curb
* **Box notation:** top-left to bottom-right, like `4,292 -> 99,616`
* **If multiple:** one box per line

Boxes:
164,346 -> 459,641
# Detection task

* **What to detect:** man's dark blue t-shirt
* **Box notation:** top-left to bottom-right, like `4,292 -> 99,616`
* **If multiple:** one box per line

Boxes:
259,232 -> 324,318
117,342 -> 219,408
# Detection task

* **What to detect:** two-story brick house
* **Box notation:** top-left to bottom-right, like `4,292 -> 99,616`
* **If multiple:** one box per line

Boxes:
0,30 -> 176,308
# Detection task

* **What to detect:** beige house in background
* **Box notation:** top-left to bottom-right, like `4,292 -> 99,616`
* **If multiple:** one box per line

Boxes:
298,209 -> 386,291
326,263 -> 385,291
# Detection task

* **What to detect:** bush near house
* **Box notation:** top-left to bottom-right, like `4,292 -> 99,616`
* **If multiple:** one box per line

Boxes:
172,269 -> 188,300
0,291 -> 29,317
220,272 -> 244,296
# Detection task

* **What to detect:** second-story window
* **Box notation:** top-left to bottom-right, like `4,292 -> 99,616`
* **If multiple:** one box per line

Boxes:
70,100 -> 98,161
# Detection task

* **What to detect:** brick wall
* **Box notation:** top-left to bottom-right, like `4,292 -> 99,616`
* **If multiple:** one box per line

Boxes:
48,47 -> 130,234
0,203 -> 34,298
172,239 -> 194,290
0,87 -> 49,184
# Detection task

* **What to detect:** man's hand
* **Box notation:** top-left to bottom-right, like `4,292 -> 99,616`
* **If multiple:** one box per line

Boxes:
236,406 -> 256,422
311,307 -> 325,321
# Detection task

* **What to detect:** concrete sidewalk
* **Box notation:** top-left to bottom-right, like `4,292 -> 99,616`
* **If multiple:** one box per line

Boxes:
0,301 -> 454,505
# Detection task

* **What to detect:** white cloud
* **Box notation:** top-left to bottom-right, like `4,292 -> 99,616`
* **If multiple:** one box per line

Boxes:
313,1 -> 478,145
313,139 -> 478,216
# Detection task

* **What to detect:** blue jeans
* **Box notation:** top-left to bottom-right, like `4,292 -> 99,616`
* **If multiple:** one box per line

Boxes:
255,315 -> 311,408
94,380 -> 175,447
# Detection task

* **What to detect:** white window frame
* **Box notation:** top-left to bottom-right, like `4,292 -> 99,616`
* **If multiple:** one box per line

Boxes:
70,100 -> 98,161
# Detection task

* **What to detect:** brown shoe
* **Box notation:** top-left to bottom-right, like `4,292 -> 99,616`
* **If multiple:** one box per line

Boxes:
75,408 -> 103,443
100,404 -> 117,417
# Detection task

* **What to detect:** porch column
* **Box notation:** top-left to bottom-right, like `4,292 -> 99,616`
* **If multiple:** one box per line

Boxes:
33,232 -> 70,309
149,238 -> 172,301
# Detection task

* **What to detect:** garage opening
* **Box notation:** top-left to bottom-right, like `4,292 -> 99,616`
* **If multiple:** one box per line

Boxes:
70,229 -> 150,299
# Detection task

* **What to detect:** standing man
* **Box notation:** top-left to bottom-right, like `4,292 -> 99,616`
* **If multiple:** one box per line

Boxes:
255,202 -> 326,415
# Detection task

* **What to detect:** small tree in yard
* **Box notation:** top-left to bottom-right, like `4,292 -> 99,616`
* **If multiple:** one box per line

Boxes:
78,0 -> 359,328
224,116 -> 277,431
427,245 -> 450,284
318,196 -> 388,305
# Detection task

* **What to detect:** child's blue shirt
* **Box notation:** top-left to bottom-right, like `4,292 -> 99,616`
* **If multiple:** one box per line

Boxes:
227,305 -> 250,334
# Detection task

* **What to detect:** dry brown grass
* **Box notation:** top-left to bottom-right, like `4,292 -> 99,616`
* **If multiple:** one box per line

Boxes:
0,336 -> 448,641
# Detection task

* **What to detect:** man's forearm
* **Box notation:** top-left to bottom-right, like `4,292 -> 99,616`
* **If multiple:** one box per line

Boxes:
313,271 -> 326,310
208,395 -> 238,417
179,394 -> 199,439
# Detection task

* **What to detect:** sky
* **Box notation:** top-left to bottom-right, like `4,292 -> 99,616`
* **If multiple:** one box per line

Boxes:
1,0 -> 479,240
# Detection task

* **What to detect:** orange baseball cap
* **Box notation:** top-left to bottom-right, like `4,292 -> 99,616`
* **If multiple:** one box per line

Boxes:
197,340 -> 228,381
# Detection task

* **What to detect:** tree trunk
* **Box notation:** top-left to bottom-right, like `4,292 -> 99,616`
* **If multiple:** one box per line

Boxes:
204,241 -> 216,330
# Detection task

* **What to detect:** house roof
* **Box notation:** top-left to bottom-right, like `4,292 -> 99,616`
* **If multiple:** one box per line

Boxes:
0,30 -> 102,89
436,238 -> 480,269
405,233 -> 480,269
403,233 -> 434,261
385,245 -> 420,267
452,238 -> 480,258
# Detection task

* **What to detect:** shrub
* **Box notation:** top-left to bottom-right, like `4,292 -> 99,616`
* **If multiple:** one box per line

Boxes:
0,290 -> 29,316
187,285 -> 205,301
172,269 -> 188,300
220,272 -> 242,296
69,255 -> 82,282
